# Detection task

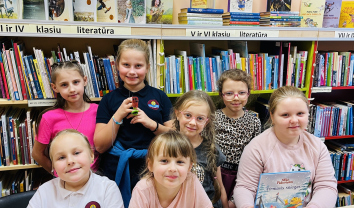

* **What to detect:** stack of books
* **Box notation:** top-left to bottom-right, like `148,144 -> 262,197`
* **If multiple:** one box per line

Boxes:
178,8 -> 224,26
259,11 -> 302,27
222,12 -> 260,26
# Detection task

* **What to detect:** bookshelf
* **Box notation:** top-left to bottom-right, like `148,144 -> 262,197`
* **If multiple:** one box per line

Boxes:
0,164 -> 41,171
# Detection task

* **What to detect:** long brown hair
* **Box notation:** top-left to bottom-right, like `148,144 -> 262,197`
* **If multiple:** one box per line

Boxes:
35,61 -> 91,133
170,90 -> 221,204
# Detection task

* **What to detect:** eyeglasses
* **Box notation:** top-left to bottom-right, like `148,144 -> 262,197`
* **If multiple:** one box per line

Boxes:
222,91 -> 249,101
179,111 -> 208,125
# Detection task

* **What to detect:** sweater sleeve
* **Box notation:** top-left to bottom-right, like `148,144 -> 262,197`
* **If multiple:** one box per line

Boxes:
234,141 -> 264,208
36,116 -> 52,145
306,142 -> 338,208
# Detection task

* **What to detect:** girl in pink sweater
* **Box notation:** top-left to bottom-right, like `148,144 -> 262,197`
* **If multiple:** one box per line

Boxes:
234,86 -> 337,208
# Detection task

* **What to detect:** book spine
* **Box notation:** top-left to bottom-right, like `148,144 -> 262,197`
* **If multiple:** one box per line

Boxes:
18,48 -> 32,100
26,111 -> 33,164
229,15 -> 260,19
5,50 -> 19,100
13,43 -> 27,100
229,21 -> 259,25
9,50 -> 23,100
32,59 -> 46,99
8,116 -> 17,165
23,56 -> 39,99
0,56 -> 7,99
186,8 -> 224,14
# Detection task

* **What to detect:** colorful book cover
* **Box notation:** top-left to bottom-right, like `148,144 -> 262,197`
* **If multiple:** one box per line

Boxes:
146,0 -> 173,24
118,0 -> 145,23
255,171 -> 312,208
300,0 -> 326,27
229,0 -> 253,13
322,0 -> 342,28
190,0 -> 214,9
48,0 -> 73,21
0,0 -> 18,19
21,0 -> 46,20
73,0 -> 97,22
97,0 -> 117,22
267,0 -> 291,12
339,0 -> 354,28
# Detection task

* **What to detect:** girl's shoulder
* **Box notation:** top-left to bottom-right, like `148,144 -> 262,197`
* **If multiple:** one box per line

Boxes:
133,177 -> 154,192
42,108 -> 63,118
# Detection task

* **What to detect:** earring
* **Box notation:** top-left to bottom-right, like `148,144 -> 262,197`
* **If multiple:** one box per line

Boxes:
51,169 -> 54,175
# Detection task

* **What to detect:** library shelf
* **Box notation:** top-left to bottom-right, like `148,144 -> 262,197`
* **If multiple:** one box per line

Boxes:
0,164 -> 41,171
0,100 -> 28,105
332,86 -> 354,90
338,180 -> 354,184
318,28 -> 354,41
325,135 -> 354,140
339,206 -> 354,208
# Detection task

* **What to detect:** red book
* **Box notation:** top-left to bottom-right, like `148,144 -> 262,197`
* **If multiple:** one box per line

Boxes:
341,153 -> 347,181
257,56 -> 262,90
0,60 -> 9,99
188,58 -> 193,90
13,43 -> 28,100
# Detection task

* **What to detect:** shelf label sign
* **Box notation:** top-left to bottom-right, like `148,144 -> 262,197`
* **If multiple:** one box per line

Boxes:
311,87 -> 332,93
28,99 -> 56,107
0,23 -> 131,36
186,29 -> 236,37
335,31 -> 354,39
186,29 -> 279,38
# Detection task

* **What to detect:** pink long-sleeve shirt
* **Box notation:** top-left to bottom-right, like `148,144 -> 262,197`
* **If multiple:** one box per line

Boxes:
234,127 -> 337,208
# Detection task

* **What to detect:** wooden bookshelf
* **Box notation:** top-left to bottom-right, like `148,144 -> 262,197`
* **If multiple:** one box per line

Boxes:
332,86 -> 354,90
0,164 -> 41,171
325,135 -> 354,140
338,180 -> 354,184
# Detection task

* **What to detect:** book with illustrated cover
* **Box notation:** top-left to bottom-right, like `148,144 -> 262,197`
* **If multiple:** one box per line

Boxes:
0,0 -> 19,19
47,0 -> 73,21
97,0 -> 117,22
190,0 -> 214,9
146,0 -> 173,24
267,0 -> 291,12
228,0 -> 253,13
21,0 -> 46,20
322,0 -> 342,28
117,0 -> 145,24
73,0 -> 97,22
339,0 -> 354,28
255,171 -> 311,208
300,0 -> 326,27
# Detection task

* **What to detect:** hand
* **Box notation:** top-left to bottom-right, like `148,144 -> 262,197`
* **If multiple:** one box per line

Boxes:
115,97 -> 133,120
127,108 -> 155,130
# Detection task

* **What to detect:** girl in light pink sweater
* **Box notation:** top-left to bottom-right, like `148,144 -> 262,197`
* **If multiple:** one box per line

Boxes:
234,86 -> 337,208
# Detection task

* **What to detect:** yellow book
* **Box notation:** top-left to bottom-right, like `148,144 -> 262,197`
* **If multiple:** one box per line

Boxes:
300,0 -> 326,27
339,0 -> 354,28
33,59 -> 46,99
241,58 -> 246,71
190,0 -> 214,9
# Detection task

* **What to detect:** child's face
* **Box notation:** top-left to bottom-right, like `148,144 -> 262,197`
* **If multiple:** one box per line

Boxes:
51,133 -> 93,188
118,49 -> 148,90
175,101 -> 209,140
271,97 -> 309,143
51,70 -> 87,105
221,79 -> 249,113
148,146 -> 192,193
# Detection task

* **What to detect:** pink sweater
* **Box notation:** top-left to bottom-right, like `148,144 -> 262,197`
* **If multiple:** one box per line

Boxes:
36,103 -> 99,171
129,173 -> 212,208
234,127 -> 337,208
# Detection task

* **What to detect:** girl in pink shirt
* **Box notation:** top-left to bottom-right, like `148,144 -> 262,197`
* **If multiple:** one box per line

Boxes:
32,61 -> 99,174
129,131 -> 212,208
234,86 -> 337,208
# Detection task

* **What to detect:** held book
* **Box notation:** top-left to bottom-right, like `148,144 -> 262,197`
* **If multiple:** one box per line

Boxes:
255,171 -> 311,208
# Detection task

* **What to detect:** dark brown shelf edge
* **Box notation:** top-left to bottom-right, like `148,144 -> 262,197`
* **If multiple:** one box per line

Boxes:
325,135 -> 354,140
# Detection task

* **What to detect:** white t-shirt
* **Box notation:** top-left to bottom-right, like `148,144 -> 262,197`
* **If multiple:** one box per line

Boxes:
27,173 -> 124,208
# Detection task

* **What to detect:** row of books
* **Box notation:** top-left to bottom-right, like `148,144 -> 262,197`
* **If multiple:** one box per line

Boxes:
162,41 -> 309,94
307,101 -> 354,138
178,8 -> 223,26
0,107 -> 41,167
338,184 -> 354,207
327,140 -> 354,181
222,12 -> 260,27
0,169 -> 52,197
1,0 -> 172,24
260,11 -> 302,27
313,52 -> 354,88
0,39 -> 122,101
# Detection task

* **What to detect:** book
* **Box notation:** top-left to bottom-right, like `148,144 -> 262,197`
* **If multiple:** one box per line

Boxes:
322,0 -> 342,28
73,0 -> 97,22
118,0 -> 145,24
179,20 -> 223,25
190,0 -> 214,9
21,0 -> 46,20
339,0 -> 354,28
300,0 -> 326,28
96,0 -> 117,22
267,0 -> 291,12
0,0 -> 19,19
178,12 -> 222,18
179,16 -> 222,21
180,8 -> 224,14
48,0 -> 73,21
255,171 -> 312,208
146,0 -> 173,24
228,0 -> 253,13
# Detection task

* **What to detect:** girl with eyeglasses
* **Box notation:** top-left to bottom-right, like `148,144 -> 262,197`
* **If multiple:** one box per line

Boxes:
215,69 -> 261,208
170,90 -> 228,208
32,61 -> 99,175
